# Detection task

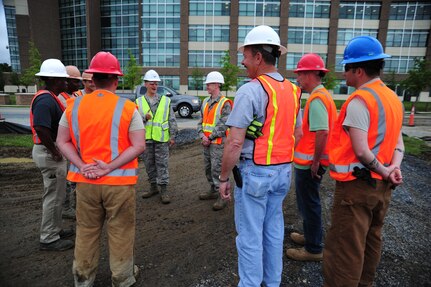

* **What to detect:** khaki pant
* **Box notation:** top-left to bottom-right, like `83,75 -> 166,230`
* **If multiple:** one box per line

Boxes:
323,179 -> 392,287
73,183 -> 136,287
32,144 -> 67,243
203,143 -> 224,192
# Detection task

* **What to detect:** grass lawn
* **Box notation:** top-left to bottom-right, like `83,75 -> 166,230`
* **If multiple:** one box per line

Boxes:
0,134 -> 33,148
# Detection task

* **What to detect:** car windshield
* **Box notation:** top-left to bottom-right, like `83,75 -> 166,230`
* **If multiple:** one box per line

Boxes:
139,86 -> 176,96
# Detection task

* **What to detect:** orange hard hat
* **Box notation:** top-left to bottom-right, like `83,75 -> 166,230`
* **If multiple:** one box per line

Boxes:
85,51 -> 123,76
294,53 -> 329,73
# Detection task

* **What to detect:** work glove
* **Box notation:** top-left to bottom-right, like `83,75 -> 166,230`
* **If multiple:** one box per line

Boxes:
245,117 -> 264,140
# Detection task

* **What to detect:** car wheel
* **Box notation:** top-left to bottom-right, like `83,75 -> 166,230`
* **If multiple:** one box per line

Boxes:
177,103 -> 192,118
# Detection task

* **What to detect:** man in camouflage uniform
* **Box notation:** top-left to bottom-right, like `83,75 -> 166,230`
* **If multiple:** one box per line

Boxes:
197,71 -> 232,211
136,70 -> 178,204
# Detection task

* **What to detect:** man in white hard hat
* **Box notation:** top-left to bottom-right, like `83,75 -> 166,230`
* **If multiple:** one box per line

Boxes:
31,58 -> 74,251
218,25 -> 302,286
136,69 -> 178,204
197,71 -> 232,211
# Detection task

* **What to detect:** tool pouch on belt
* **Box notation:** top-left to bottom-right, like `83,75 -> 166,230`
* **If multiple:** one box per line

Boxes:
232,165 -> 243,188
352,167 -> 376,188
245,117 -> 264,140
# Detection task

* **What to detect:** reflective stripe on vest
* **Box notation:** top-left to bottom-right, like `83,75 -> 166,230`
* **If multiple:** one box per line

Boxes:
293,88 -> 337,166
253,75 -> 301,165
202,96 -> 231,145
29,90 -> 65,144
136,95 -> 170,142
329,79 -> 403,181
67,92 -> 138,184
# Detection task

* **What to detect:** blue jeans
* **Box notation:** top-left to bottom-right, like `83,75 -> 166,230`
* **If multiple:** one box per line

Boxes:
294,167 -> 323,254
235,160 -> 292,287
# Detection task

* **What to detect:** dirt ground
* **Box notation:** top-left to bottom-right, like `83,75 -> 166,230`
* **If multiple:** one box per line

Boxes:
0,141 -> 430,287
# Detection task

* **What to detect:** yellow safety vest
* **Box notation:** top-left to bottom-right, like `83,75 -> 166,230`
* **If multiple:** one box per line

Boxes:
136,95 -> 171,142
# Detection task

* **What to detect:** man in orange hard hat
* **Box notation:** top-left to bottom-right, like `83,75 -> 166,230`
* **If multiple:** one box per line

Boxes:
286,53 -> 337,262
57,51 -> 146,286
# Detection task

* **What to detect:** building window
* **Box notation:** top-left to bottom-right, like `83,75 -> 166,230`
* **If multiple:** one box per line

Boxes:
142,0 -> 181,67
288,27 -> 329,45
188,75 -> 206,90
189,50 -> 225,67
389,2 -> 431,20
337,28 -> 378,45
386,30 -> 429,47
239,0 -> 280,17
335,54 -> 344,72
339,1 -> 381,20
384,56 -> 419,74
189,0 -> 230,16
189,25 -> 230,42
159,76 -> 180,90
289,0 -> 330,18
101,0 -> 140,71
4,5 -> 20,72
333,80 -> 356,95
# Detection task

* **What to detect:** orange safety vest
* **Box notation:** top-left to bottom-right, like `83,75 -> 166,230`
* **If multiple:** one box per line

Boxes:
201,95 -> 232,144
65,90 -> 139,185
329,79 -> 403,181
253,75 -> 301,165
29,90 -> 65,144
293,87 -> 337,167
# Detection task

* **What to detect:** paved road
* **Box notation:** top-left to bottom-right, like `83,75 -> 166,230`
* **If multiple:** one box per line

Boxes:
0,106 -> 200,130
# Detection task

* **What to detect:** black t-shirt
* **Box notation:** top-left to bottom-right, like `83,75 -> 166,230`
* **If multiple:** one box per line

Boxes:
31,93 -> 64,141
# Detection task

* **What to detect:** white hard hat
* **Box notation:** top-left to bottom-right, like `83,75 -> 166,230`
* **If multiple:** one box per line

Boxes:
204,71 -> 224,84
238,25 -> 287,55
144,69 -> 161,82
35,59 -> 69,78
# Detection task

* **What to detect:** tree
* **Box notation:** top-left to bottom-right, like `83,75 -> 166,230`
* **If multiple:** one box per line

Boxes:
20,42 -> 42,90
190,67 -> 204,96
401,58 -> 431,103
123,50 -> 142,91
0,63 -> 12,72
220,50 -> 240,96
322,66 -> 339,91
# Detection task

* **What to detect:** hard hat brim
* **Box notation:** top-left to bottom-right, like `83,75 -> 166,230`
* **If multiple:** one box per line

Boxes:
35,72 -> 69,78
238,43 -> 287,55
294,67 -> 329,73
340,53 -> 391,65
85,69 -> 124,76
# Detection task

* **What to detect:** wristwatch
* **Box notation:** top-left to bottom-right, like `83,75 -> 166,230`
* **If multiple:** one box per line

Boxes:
218,175 -> 229,183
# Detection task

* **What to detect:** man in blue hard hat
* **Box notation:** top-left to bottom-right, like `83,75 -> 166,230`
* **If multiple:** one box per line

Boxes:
323,36 -> 404,286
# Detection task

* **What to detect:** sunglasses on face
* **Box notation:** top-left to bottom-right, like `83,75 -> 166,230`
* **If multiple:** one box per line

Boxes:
344,64 -> 357,72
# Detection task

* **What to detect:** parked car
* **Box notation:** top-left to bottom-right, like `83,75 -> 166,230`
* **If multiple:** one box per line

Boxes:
135,85 -> 201,118
117,92 -> 136,102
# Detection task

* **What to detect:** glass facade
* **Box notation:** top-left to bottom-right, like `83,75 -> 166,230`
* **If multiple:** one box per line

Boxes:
385,56 -> 419,74
288,27 -> 329,45
160,75 -> 180,90
142,0 -> 180,67
4,5 -> 20,72
59,0 -> 87,71
389,2 -> 431,20
239,0 -> 280,17
386,30 -> 429,47
289,0 -> 331,18
189,0 -> 230,16
189,50 -> 224,67
188,75 -> 205,91
337,28 -> 378,45
101,0 -> 139,70
189,25 -> 230,42
339,1 -> 381,20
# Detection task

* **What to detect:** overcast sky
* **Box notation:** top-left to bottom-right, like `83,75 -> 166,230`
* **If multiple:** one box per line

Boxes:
0,0 -> 11,64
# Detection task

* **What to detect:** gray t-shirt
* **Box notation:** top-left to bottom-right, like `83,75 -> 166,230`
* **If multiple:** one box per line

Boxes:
226,72 -> 302,158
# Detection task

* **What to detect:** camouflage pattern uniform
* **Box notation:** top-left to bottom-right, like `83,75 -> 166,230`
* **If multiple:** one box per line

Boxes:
197,94 -> 232,193
140,93 -> 178,185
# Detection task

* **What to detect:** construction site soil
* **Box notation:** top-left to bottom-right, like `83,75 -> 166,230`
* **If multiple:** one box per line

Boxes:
0,134 -> 430,287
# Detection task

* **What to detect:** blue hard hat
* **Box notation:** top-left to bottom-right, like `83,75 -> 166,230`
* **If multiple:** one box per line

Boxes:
341,36 -> 391,64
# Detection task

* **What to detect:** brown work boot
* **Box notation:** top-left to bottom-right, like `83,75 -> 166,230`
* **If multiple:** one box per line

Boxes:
212,197 -> 227,211
160,185 -> 170,204
286,247 -> 323,261
142,183 -> 158,198
290,232 -> 305,245
199,190 -> 219,200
